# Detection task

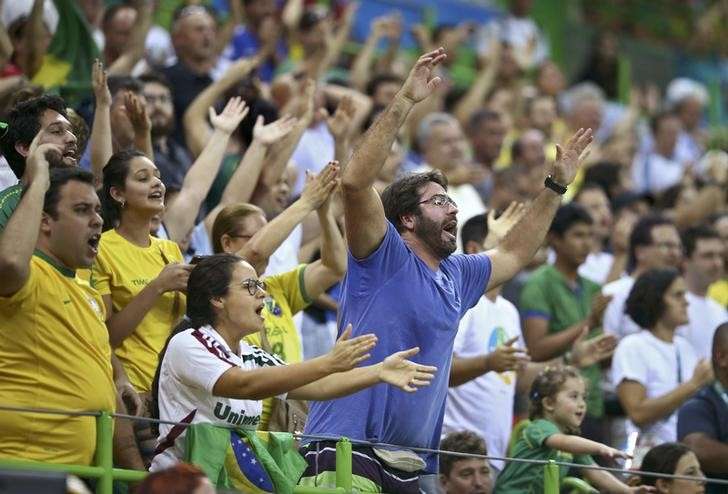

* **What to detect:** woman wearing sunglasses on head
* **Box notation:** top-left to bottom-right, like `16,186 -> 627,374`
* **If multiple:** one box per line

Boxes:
149,253 -> 437,471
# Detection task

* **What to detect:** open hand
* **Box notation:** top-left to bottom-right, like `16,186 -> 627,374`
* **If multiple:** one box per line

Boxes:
551,128 -> 593,186
209,96 -> 249,135
301,161 -> 339,210
487,336 -> 530,373
253,114 -> 297,146
326,324 -> 378,373
92,59 -> 111,107
398,47 -> 447,104
484,201 -> 527,249
379,347 -> 437,392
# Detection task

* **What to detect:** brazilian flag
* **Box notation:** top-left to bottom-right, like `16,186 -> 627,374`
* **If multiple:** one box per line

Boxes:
185,424 -> 307,493
32,0 -> 99,106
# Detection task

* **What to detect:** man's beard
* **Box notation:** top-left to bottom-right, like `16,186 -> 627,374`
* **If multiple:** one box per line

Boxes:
151,116 -> 174,139
414,214 -> 456,260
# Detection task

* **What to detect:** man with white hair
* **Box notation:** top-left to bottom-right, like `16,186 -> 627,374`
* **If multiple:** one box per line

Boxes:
666,78 -> 709,165
414,113 -> 486,248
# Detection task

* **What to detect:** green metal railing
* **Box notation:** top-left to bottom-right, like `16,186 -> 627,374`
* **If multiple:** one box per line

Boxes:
0,406 -> 564,494
4,405 -> 725,493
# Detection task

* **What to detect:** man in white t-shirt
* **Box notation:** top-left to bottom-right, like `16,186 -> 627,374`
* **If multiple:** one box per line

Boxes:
679,226 -> 727,359
632,112 -> 688,194
602,215 -> 683,339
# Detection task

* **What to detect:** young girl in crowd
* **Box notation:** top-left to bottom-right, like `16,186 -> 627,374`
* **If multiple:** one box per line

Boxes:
494,366 -> 654,493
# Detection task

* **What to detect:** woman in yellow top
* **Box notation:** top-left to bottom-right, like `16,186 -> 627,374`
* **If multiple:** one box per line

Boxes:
94,148 -> 190,394
93,97 -> 249,395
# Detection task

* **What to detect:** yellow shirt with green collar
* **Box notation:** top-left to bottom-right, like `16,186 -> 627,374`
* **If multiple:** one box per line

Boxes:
244,264 -> 313,430
92,229 -> 185,392
0,252 -> 115,466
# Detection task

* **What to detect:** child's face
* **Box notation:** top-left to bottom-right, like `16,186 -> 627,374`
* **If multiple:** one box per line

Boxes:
549,377 -> 587,431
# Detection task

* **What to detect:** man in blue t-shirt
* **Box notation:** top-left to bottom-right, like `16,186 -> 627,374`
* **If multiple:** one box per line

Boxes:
299,47 -> 594,493
678,322 -> 728,493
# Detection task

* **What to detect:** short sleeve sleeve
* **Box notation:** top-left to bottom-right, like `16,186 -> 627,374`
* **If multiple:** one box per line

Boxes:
348,222 -> 412,288
165,332 -> 234,393
612,337 -> 648,387
522,419 -> 561,450
91,253 -> 112,296
450,253 -> 492,314
265,265 -> 311,315
520,277 -> 551,320
0,258 -> 40,311
677,395 -> 719,440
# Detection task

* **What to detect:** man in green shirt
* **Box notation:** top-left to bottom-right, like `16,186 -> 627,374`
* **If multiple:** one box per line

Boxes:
0,95 -> 78,232
520,203 -> 612,442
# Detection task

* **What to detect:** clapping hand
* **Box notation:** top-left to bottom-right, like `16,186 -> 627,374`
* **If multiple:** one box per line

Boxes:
379,347 -> 437,392
209,96 -> 249,135
571,328 -> 617,368
399,47 -> 447,104
551,128 -> 593,186
325,324 -> 378,373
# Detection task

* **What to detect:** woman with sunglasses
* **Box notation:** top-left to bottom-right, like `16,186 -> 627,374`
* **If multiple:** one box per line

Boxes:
149,253 -> 437,471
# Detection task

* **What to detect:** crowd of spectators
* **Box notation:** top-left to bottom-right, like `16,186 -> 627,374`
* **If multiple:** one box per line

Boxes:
0,0 -> 725,493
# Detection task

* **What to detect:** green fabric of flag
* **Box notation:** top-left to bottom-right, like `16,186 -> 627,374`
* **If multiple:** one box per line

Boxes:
32,0 -> 99,106
184,423 -> 306,494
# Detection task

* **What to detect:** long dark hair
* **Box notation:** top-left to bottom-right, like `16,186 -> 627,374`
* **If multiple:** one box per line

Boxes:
99,149 -> 146,231
625,268 -> 681,330
150,254 -> 242,428
639,442 -> 695,487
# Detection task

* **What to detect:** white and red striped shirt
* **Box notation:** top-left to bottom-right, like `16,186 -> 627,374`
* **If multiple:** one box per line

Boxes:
150,324 -> 286,471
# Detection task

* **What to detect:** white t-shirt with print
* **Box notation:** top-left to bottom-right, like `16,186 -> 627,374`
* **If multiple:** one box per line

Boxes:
150,325 -> 286,471
678,291 -> 728,360
442,295 -> 523,474
612,330 -> 698,445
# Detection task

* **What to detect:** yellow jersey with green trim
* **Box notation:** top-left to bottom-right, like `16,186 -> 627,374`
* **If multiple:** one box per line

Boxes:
92,229 -> 185,392
0,253 -> 115,466
245,264 -> 312,430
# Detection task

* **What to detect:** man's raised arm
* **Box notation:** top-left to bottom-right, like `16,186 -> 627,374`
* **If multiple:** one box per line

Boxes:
485,128 -> 594,290
342,48 -> 446,259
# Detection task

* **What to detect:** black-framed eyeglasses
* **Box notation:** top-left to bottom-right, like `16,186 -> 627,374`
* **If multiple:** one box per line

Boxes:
419,193 -> 457,209
233,278 -> 266,296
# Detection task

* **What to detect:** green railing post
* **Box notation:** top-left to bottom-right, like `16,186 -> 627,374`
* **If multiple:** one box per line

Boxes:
335,438 -> 352,493
543,460 -> 559,494
95,411 -> 114,494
